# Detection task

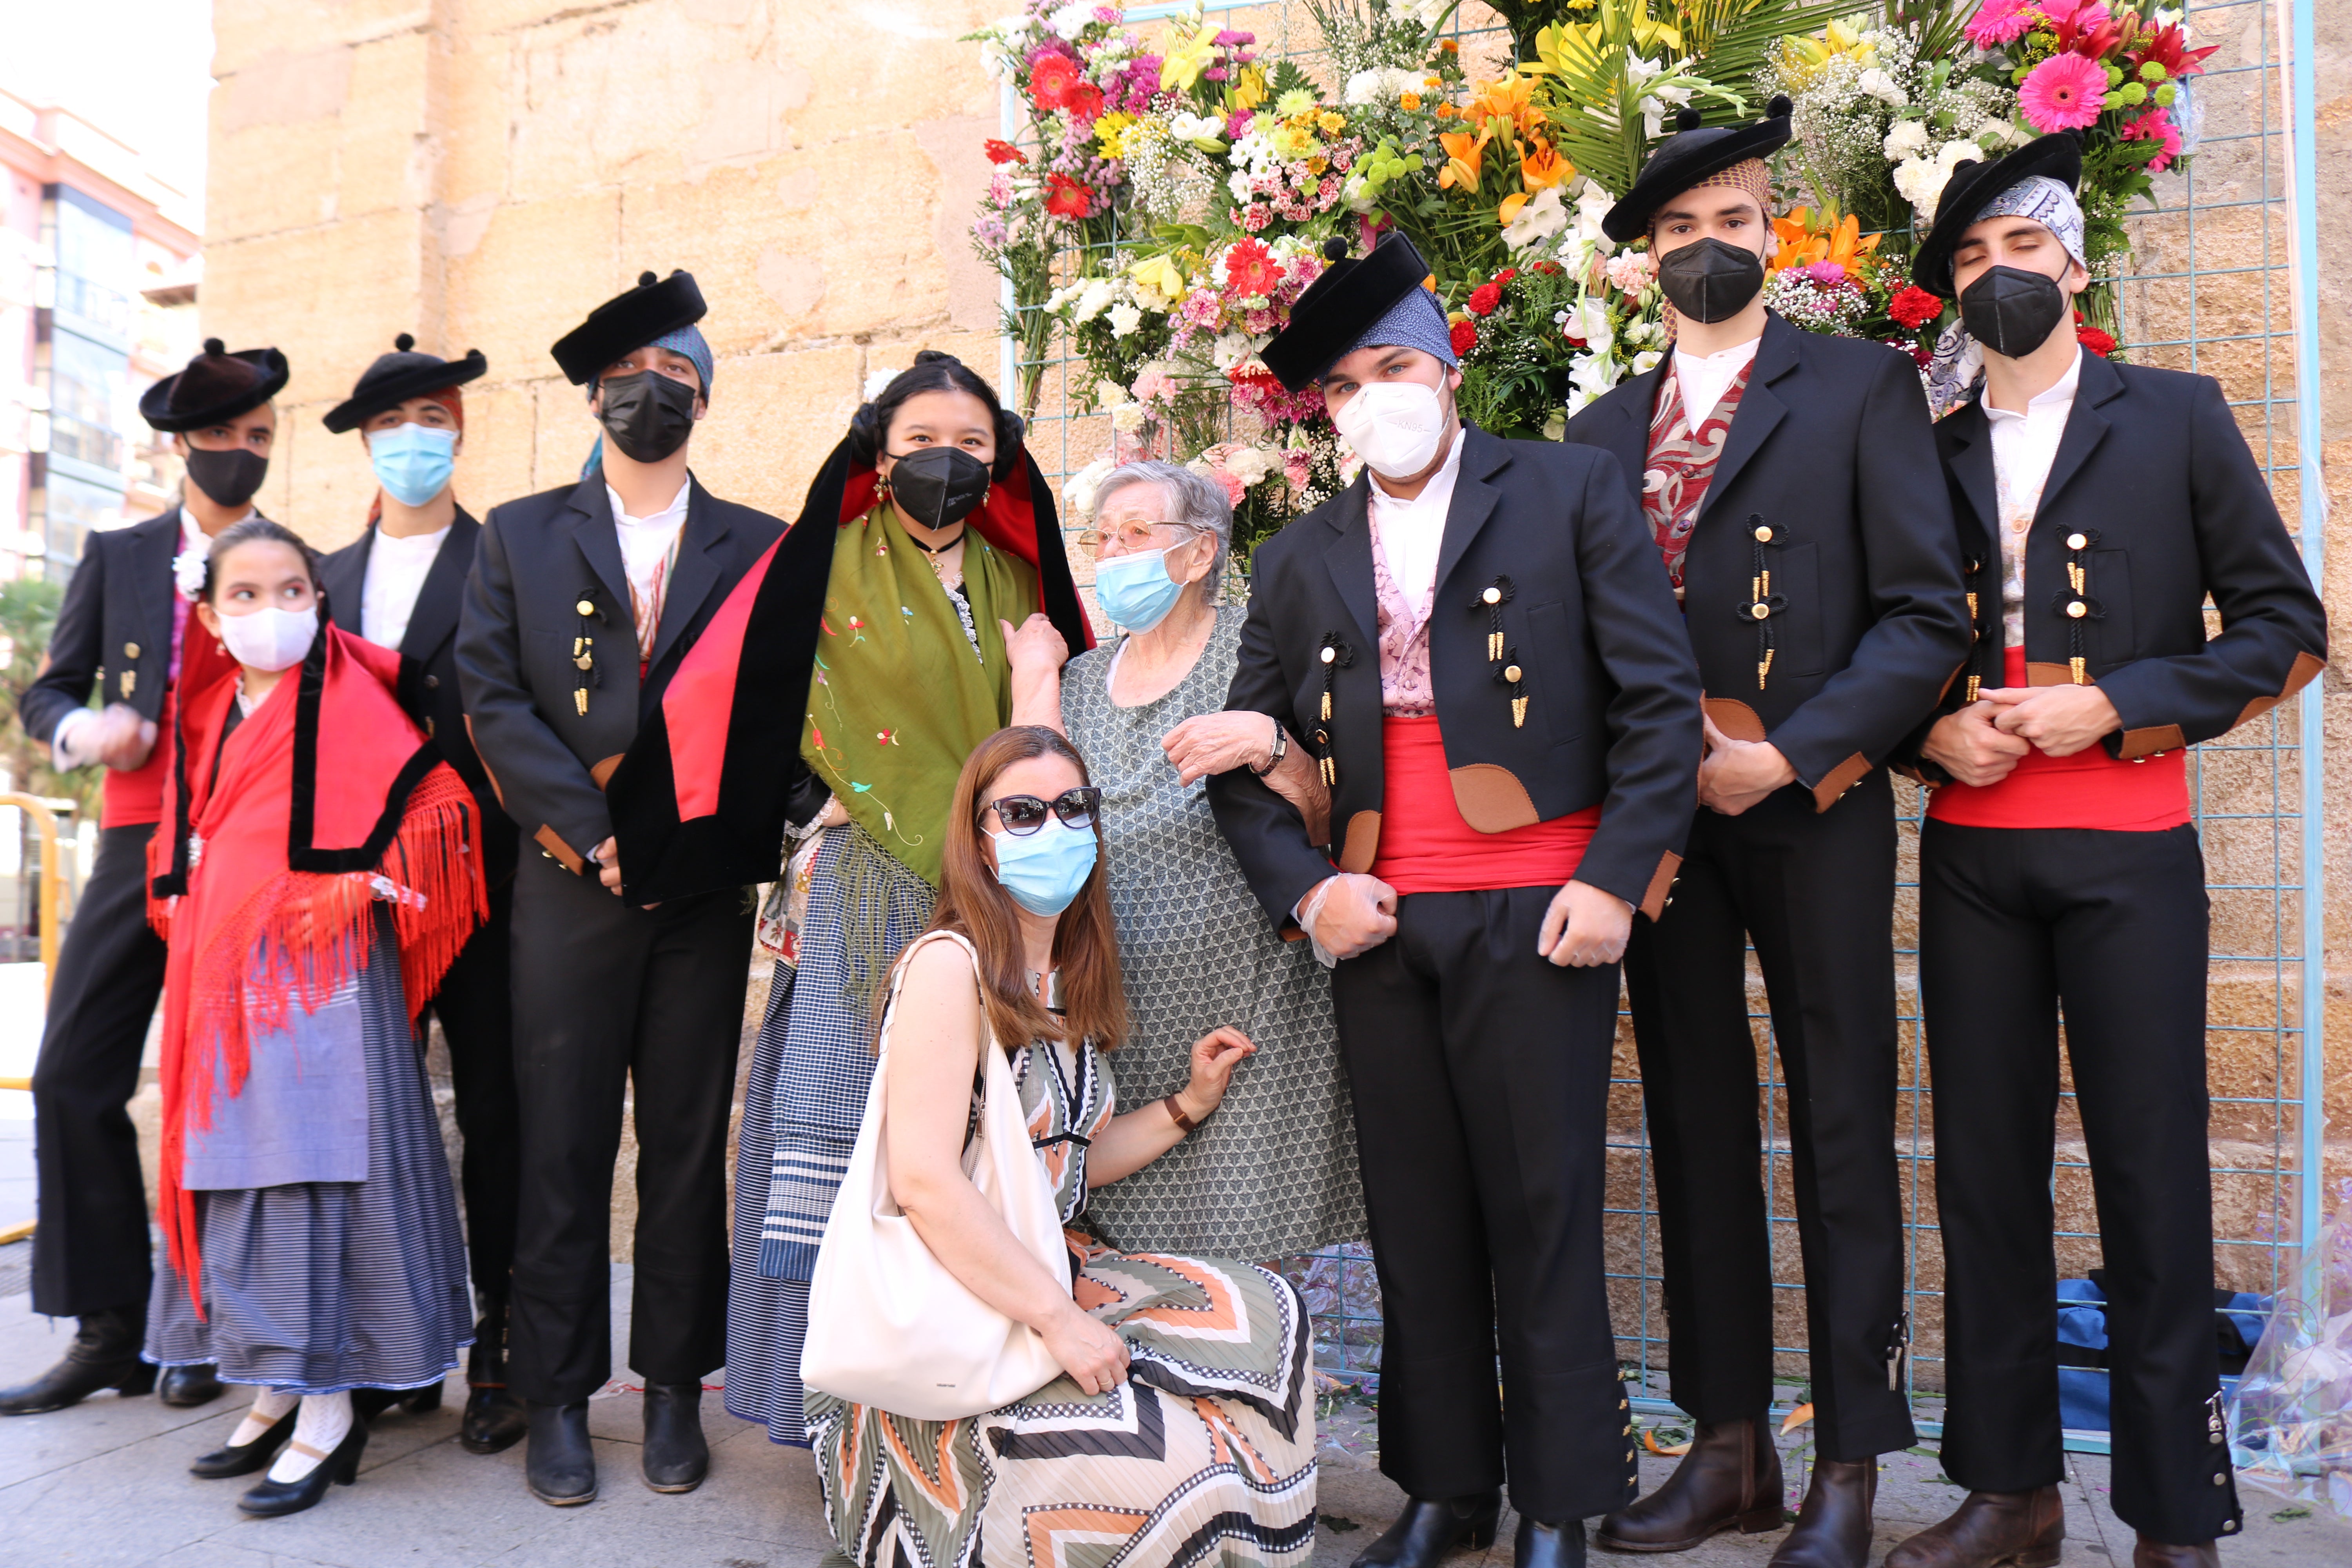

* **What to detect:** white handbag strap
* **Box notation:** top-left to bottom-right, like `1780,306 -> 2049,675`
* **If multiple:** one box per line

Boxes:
876,929 -> 989,1064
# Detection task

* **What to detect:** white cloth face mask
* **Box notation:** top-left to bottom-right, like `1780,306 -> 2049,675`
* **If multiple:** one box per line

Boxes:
1332,379 -> 1449,480
218,606 -> 319,672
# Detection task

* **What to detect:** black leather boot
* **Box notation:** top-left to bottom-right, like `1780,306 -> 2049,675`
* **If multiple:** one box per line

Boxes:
1598,1415 -> 1784,1551
159,1362 -> 224,1408
461,1298 -> 527,1455
642,1381 -> 710,1493
525,1399 -> 597,1506
1351,1491 -> 1502,1568
1770,1459 -> 1876,1568
0,1307 -> 155,1416
1517,1517 -> 1588,1568
191,1407 -> 299,1479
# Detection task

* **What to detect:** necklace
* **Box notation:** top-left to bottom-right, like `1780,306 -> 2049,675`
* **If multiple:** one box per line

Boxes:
904,525 -> 965,554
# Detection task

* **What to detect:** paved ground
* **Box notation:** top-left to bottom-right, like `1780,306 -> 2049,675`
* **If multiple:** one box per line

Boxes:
0,1262 -> 2345,1568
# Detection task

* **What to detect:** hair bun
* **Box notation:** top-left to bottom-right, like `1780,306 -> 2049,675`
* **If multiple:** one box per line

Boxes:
394,332 -> 416,352
1767,94 -> 1791,119
912,348 -> 961,368
1675,105 -> 1704,133
203,338 -> 226,356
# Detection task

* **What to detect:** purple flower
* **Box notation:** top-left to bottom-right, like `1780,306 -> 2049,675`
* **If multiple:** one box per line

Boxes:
1804,260 -> 1849,287
1203,66 -> 1228,82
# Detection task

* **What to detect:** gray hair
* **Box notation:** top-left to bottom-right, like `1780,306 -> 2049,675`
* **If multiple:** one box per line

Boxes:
1092,459 -> 1232,595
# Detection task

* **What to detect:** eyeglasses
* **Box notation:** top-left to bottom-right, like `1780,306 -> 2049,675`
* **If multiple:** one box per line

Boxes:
982,787 -> 1103,836
1076,520 -> 1207,560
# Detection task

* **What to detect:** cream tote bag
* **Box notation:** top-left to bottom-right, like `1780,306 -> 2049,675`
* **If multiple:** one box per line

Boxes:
799,930 -> 1070,1421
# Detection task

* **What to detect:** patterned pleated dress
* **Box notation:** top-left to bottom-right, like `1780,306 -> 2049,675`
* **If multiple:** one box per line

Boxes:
807,953 -> 1318,1568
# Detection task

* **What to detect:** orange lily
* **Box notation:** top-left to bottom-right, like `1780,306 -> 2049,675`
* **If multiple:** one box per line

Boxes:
1520,139 -> 1573,192
1767,207 -> 1882,283
1437,128 -> 1489,192
1467,73 -> 1543,140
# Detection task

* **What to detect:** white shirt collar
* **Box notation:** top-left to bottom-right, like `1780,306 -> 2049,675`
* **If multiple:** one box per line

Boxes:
1366,421 -> 1467,511
606,477 -> 691,528
1984,346 -> 2083,426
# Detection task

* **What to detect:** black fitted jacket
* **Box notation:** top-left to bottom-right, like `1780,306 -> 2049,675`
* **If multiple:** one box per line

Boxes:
1902,351 -> 2325,774
1209,424 -> 1702,928
456,470 -> 784,873
21,506 -> 192,746
321,508 -> 518,881
1565,313 -> 1972,808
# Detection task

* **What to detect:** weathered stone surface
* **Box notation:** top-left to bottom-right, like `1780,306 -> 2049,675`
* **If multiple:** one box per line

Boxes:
443,189 -> 622,381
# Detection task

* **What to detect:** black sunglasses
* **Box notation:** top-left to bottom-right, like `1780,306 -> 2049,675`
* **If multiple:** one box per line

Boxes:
983,787 -> 1103,837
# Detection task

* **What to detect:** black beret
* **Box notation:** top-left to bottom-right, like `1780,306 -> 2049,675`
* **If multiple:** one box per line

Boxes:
549,270 -> 707,385
1261,232 -> 1435,393
1909,132 -> 2085,297
1602,98 -> 1793,244
139,340 -> 290,433
321,335 -> 489,433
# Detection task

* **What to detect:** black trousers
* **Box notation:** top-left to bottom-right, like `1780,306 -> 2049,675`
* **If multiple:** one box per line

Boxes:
424,877 -> 521,1305
30,822 -> 168,1319
1620,770 -> 1914,1461
1920,820 -> 2239,1544
1332,885 -> 1635,1525
506,851 -> 752,1406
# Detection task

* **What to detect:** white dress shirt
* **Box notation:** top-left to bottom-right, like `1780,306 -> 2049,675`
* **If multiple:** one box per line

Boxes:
1983,347 -> 2083,644
1671,335 -> 1761,426
606,477 -> 691,655
359,523 -> 452,651
1365,423 -> 1467,618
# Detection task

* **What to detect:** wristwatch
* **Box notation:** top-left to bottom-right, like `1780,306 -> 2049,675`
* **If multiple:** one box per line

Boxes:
1247,716 -> 1288,777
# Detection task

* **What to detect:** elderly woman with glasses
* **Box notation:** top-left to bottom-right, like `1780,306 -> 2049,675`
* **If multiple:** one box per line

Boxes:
1043,459 -> 1363,1261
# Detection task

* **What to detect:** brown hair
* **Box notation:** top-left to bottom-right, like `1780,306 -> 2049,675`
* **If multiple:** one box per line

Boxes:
891,726 -> 1127,1054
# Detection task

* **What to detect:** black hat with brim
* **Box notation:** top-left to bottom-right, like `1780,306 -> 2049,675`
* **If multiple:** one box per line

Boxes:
1910,132 -> 2084,297
1262,232 -> 1435,393
139,340 -> 290,433
1602,99 -> 1793,245
550,270 -> 706,385
322,336 -> 490,433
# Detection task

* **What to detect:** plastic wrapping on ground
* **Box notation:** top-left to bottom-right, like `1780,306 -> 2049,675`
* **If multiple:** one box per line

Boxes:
2230,1189 -> 2352,1517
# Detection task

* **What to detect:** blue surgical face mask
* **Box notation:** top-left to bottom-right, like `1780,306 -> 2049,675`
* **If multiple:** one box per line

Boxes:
1093,544 -> 1190,632
987,817 -> 1100,917
368,423 -> 458,508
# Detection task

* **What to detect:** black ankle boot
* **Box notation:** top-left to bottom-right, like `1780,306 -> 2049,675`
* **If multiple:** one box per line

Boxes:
191,1407 -> 299,1479
1517,1517 -> 1587,1568
525,1400 -> 597,1506
159,1362 -> 224,1408
642,1381 -> 710,1493
1351,1492 -> 1503,1568
461,1298 -> 527,1455
0,1306 -> 153,1416
237,1418 -> 370,1517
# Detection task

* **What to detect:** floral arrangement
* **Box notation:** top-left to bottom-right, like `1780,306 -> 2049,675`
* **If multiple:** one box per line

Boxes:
969,0 -> 2189,567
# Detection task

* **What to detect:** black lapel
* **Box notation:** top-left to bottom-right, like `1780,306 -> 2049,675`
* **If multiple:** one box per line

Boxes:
1595,368 -> 1659,505
644,477 -> 733,674
564,469 -> 635,621
1939,403 -> 1999,537
135,508 -> 181,651
1432,427 -> 1507,597
1320,478 -> 1380,652
397,509 -> 477,664
2034,350 -> 2118,519
321,526 -> 372,635
1695,315 -> 1800,522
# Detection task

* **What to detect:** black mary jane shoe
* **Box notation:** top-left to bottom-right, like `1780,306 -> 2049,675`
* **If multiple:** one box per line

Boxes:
1351,1492 -> 1503,1568
525,1400 -> 597,1506
190,1408 -> 299,1479
159,1362 -> 225,1408
236,1419 -> 369,1517
642,1382 -> 710,1493
1515,1516 -> 1587,1568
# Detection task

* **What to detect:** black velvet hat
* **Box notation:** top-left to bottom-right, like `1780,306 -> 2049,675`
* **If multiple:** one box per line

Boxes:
321,335 -> 489,433
550,270 -> 707,385
1601,98 -> 1793,244
139,339 -> 290,433
1909,133 -> 2084,297
1262,232 -> 1436,393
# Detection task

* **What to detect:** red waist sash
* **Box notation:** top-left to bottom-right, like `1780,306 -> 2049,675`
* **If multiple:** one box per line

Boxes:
1368,715 -> 1600,895
1926,649 -> 2189,831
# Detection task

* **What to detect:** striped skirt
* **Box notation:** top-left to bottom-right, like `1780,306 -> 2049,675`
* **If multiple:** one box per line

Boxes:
146,924 -> 473,1395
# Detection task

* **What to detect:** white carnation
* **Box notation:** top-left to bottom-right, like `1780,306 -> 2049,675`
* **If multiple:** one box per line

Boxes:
1883,119 -> 1930,160
1110,402 -> 1147,435
1893,155 -> 1945,216
1210,331 -> 1254,372
1858,68 -> 1905,105
1048,2 -> 1094,39
1073,278 -> 1119,323
1095,377 -> 1127,410
1224,445 -> 1279,486
1064,455 -> 1114,519
863,367 -> 901,400
1107,303 -> 1143,339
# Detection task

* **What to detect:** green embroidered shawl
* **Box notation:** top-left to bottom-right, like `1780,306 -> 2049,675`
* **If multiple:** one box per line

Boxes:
801,501 -> 1039,886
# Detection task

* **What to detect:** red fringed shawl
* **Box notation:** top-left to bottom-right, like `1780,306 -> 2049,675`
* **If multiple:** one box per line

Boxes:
147,625 -> 487,1308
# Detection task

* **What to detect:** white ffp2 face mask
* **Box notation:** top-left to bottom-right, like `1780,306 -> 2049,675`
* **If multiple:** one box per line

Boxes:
1332,379 -> 1449,480
218,606 -> 319,672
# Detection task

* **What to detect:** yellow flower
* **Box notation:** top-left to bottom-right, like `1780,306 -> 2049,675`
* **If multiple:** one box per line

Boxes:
1307,155 -> 1330,175
1093,112 -> 1136,157
1275,87 -> 1319,119
1160,23 -> 1219,94
1128,254 -> 1189,309
1400,91 -> 1422,112
1228,64 -> 1268,111
1465,72 -> 1540,139
1318,110 -> 1347,135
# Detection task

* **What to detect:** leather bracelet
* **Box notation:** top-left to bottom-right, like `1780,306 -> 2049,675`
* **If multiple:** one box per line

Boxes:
1247,716 -> 1287,777
1163,1093 -> 1203,1134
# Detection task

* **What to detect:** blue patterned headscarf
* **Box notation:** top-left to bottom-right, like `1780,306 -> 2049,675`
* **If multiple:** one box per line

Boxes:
580,323 -> 715,477
1347,285 -> 1458,368
1924,176 -> 2089,418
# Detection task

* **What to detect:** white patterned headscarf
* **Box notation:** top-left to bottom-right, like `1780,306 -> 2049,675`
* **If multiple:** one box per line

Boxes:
1924,176 -> 2089,417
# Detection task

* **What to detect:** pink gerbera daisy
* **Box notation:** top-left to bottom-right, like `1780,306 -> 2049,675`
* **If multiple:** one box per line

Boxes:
2020,53 -> 2109,133
2121,105 -> 2183,172
1963,0 -> 2036,47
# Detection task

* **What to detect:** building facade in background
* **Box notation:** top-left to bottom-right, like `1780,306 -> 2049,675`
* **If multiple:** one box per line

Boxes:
0,88 -> 199,584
